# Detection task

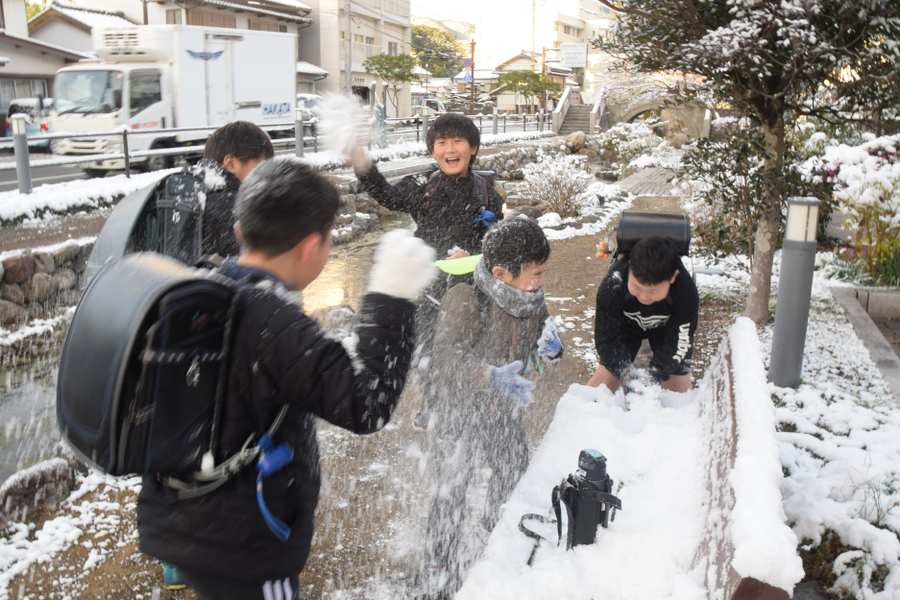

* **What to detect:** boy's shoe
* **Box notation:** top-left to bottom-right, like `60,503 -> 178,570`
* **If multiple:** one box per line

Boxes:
162,562 -> 186,590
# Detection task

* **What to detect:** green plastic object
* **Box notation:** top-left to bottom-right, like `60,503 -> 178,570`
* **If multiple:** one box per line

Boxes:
434,253 -> 481,275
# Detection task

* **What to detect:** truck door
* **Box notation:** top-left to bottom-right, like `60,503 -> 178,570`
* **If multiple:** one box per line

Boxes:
203,35 -> 234,126
128,70 -> 170,134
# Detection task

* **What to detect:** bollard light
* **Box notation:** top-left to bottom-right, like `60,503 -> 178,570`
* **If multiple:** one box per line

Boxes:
768,197 -> 821,388
11,114 -> 32,194
10,114 -> 26,136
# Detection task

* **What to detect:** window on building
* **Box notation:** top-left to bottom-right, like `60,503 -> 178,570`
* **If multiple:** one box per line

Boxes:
365,36 -> 375,45
129,71 -> 162,117
353,33 -> 365,43
388,41 -> 398,55
166,9 -> 182,24
384,0 -> 405,14
186,9 -> 236,28
279,25 -> 287,33
249,19 -> 281,32
563,25 -> 578,36
340,31 -> 345,39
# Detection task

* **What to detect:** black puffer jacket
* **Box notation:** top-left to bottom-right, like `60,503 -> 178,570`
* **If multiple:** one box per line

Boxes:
137,263 -> 416,581
357,165 -> 504,258
192,158 -> 241,258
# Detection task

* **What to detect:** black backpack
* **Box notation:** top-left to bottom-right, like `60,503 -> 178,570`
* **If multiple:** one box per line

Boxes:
58,253 -> 237,479
59,252 -> 295,539
84,170 -> 206,285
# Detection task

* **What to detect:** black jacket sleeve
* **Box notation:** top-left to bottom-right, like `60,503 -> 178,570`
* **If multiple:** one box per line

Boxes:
647,272 -> 699,382
594,260 -> 633,378
486,182 -> 505,224
272,292 -> 416,434
356,164 -> 426,219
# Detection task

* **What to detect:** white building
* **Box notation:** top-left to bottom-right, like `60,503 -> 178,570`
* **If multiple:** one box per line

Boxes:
0,0 -> 89,119
468,0 -> 614,90
83,0 -> 320,93
298,0 -> 411,118
28,1 -> 138,53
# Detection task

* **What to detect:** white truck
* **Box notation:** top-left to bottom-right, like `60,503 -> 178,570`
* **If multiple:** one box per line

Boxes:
49,25 -> 297,175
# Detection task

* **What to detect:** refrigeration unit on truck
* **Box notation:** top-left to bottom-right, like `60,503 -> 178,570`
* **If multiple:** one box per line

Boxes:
49,25 -> 297,175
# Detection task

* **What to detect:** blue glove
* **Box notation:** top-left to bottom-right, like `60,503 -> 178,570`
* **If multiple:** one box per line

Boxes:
537,316 -> 563,360
489,360 -> 536,407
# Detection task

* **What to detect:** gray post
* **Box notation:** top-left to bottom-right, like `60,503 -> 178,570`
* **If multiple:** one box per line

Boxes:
539,111 -> 544,132
295,108 -> 304,158
11,115 -> 32,194
769,197 -> 821,388
122,129 -> 131,179
423,114 -> 430,144
492,109 -> 498,135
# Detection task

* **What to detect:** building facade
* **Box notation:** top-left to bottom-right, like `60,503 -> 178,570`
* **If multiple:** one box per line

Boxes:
29,1 -> 138,53
84,0 -> 318,94
0,0 -> 88,119
298,0 -> 411,117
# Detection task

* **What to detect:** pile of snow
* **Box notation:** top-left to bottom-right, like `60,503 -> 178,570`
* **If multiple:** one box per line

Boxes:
0,169 -> 174,225
458,318 -> 802,600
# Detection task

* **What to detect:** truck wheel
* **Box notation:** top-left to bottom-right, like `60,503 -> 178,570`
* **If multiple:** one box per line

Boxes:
83,168 -> 108,178
144,142 -> 172,172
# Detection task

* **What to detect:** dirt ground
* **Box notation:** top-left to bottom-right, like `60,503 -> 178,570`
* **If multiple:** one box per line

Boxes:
2,193 -> 744,600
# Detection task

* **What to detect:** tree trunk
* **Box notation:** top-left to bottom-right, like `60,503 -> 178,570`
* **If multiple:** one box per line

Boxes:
745,110 -> 785,325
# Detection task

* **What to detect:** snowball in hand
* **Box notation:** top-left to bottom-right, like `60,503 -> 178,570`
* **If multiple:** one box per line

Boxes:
318,92 -> 368,157
367,229 -> 437,300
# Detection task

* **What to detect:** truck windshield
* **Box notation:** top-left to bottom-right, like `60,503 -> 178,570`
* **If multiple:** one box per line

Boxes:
54,70 -> 124,115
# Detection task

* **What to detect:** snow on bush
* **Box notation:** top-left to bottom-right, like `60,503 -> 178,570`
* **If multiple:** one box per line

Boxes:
816,134 -> 900,283
522,151 -> 593,217
596,120 -> 668,176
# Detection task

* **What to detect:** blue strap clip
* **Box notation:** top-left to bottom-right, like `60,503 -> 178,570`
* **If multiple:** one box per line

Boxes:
255,433 -> 294,541
473,209 -> 496,228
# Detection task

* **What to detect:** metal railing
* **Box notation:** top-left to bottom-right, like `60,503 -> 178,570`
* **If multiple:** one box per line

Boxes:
3,110 -> 557,194
552,87 -> 574,134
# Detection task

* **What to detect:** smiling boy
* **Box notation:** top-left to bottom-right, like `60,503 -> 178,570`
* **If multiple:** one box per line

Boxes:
588,236 -> 699,393
350,113 -> 505,426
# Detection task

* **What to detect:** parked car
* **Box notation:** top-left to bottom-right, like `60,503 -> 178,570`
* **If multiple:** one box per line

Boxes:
296,93 -> 323,117
5,97 -> 52,148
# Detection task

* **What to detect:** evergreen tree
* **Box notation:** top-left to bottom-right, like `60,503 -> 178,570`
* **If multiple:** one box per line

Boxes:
412,24 -> 464,78
498,70 -> 561,112
594,0 -> 900,323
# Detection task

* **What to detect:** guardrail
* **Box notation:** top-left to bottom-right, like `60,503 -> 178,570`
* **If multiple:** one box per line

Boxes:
4,111 -> 552,194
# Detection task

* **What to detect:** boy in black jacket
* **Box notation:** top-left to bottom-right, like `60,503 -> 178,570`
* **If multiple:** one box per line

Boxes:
349,113 -> 505,425
137,160 -> 436,600
193,120 -> 275,258
588,236 -> 699,393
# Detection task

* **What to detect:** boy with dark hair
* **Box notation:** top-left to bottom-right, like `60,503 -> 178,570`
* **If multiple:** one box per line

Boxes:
193,120 -> 275,258
349,112 -> 505,426
137,160 -> 436,600
424,217 -> 563,597
588,235 -> 699,393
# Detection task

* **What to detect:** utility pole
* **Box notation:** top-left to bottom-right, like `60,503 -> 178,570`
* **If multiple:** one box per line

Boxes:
469,39 -> 476,116
541,47 -> 547,111
345,0 -> 352,93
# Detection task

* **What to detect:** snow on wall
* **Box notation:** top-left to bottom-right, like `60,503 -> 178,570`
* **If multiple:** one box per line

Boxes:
457,319 -> 802,600
695,317 -> 803,598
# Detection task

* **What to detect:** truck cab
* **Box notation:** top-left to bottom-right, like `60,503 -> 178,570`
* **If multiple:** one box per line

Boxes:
51,65 -> 172,173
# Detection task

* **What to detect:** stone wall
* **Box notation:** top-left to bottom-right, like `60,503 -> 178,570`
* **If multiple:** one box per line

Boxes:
0,241 -> 93,327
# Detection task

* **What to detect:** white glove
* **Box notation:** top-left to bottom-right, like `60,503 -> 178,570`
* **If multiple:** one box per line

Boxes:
367,229 -> 437,300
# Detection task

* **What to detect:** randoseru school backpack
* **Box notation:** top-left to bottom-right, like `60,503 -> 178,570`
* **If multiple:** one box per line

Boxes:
57,253 -> 295,542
